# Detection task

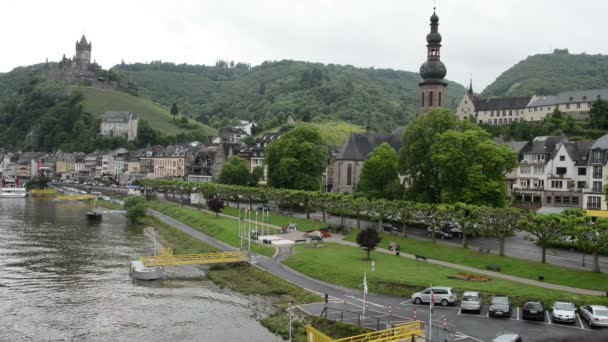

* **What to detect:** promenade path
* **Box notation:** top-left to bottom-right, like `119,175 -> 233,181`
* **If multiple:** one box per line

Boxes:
150,207 -> 606,297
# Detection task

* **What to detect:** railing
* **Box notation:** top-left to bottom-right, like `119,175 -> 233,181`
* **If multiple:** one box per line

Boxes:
141,251 -> 247,266
305,321 -> 424,342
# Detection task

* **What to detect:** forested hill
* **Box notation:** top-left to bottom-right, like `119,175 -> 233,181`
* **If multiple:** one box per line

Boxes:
482,50 -> 608,97
112,60 -> 466,133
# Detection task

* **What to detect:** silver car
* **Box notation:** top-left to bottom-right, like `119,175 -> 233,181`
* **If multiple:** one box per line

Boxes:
461,291 -> 481,312
551,302 -> 576,324
411,286 -> 457,306
580,305 -> 608,327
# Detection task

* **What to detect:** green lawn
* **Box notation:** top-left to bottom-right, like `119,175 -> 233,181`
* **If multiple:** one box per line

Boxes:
284,243 -> 608,307
344,229 -> 608,292
148,201 -> 275,257
222,206 -> 323,231
263,120 -> 365,147
73,86 -> 216,136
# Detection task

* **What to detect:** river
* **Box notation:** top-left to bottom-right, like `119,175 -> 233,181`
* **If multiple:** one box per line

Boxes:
0,197 -> 281,341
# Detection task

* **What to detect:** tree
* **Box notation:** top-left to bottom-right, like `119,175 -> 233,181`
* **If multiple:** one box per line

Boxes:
431,128 -> 517,207
399,109 -> 464,203
520,214 -> 565,263
590,99 -> 608,129
170,103 -> 179,122
452,203 -> 479,249
249,166 -> 264,187
124,196 -> 147,223
207,196 -> 225,218
356,143 -> 401,199
356,227 -> 381,260
476,207 -> 520,256
265,126 -> 328,191
219,157 -> 250,186
564,211 -> 608,273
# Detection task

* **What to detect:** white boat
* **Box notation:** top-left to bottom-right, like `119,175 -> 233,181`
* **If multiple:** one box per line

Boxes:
1,187 -> 27,198
130,260 -> 163,280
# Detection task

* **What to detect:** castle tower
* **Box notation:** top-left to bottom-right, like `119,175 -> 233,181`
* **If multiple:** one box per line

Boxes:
419,8 -> 447,114
75,35 -> 92,71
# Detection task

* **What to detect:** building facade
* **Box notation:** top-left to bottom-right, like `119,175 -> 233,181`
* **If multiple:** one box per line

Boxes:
100,111 -> 139,141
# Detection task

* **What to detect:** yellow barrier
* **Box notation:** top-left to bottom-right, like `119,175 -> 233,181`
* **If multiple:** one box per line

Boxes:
141,251 -> 247,267
30,189 -> 58,196
306,321 -> 424,342
54,195 -> 96,201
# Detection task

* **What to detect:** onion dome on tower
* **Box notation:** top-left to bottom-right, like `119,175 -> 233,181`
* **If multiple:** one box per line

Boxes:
419,8 -> 448,114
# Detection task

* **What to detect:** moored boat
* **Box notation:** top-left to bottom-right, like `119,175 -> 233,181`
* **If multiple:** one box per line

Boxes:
130,260 -> 163,280
1,187 -> 27,198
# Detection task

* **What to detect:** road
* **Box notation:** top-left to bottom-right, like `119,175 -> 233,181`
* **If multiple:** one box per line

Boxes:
148,208 -> 605,342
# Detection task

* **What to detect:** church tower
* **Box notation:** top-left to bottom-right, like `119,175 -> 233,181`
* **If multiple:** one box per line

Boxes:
419,8 -> 447,114
75,35 -> 92,71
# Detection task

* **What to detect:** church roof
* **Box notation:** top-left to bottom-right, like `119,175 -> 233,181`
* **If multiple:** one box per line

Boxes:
473,96 -> 532,111
528,89 -> 608,107
79,35 -> 88,45
336,130 -> 403,161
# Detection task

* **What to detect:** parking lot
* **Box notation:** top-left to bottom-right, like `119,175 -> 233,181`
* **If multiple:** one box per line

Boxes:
298,294 -> 605,342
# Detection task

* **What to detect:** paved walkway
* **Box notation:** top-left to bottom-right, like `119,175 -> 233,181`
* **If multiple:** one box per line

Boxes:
153,205 -> 606,297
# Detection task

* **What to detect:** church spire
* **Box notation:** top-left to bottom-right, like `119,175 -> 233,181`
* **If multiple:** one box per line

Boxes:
468,77 -> 473,94
418,7 -> 448,114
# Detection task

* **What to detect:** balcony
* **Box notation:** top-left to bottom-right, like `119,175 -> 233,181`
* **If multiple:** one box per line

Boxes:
520,159 -> 545,165
584,188 -> 604,194
547,173 -> 568,179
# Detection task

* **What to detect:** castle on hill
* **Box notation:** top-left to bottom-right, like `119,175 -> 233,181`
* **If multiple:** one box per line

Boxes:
36,35 -> 137,95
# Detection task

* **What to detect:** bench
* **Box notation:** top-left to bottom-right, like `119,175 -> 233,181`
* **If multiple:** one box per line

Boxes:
478,248 -> 491,254
295,239 -> 307,244
310,236 -> 323,242
415,255 -> 427,262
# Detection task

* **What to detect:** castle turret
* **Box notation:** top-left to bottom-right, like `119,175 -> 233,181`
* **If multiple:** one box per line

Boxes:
75,35 -> 92,71
419,8 -> 447,114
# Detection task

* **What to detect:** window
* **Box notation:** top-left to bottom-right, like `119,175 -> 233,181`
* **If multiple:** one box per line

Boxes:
503,110 -> 507,116
593,181 -> 602,192
577,181 -> 586,189
556,167 -> 567,175
346,164 -> 352,186
593,150 -> 603,163
588,196 -> 602,209
465,100 -> 467,104
566,103 -> 570,109
551,180 -> 563,189
559,155 -> 565,161
583,96 -> 587,100
429,91 -> 434,107
546,196 -> 552,204
509,110 -> 513,116
563,196 -> 571,205
577,103 -> 581,109
520,166 -> 530,174
508,118 -> 512,123
578,168 -> 587,176
421,92 -> 425,107
490,110 -> 494,117
569,97 -> 573,101
555,196 -> 562,204
493,119 -> 497,124
438,92 -> 442,107
499,118 -> 503,124
534,107 -> 537,112
593,165 -> 603,178
572,197 -> 580,206
533,165 -> 544,174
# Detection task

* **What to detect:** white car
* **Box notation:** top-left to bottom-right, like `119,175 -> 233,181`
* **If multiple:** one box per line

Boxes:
580,305 -> 608,327
461,291 -> 481,312
551,302 -> 576,324
411,286 -> 457,306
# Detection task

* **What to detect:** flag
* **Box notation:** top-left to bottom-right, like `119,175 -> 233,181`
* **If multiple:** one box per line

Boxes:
363,272 -> 368,296
430,288 -> 434,310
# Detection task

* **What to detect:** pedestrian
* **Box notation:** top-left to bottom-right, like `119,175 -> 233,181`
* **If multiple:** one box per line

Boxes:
396,244 -> 400,256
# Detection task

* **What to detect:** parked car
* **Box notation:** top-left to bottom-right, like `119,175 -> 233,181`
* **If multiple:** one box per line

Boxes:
256,205 -> 270,212
426,228 -> 453,240
492,332 -> 522,342
489,296 -> 512,318
382,223 -> 401,234
580,305 -> 608,327
445,222 -> 463,238
551,302 -> 576,324
522,301 -> 545,321
411,286 -> 457,306
461,291 -> 481,313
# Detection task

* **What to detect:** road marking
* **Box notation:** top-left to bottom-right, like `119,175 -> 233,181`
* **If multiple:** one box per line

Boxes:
457,308 -> 462,315
516,307 -> 519,320
400,299 -> 412,305
546,311 -> 551,325
577,313 -> 585,329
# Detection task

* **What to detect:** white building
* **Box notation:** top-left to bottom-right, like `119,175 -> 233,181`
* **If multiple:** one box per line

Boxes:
100,111 -> 139,141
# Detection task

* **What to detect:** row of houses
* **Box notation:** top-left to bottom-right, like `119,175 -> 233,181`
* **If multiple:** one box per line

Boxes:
456,87 -> 608,125
501,134 -> 608,211
0,132 -> 283,185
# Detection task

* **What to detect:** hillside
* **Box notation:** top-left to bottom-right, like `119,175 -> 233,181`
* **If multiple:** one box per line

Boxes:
72,86 -> 216,136
113,60 -> 467,133
483,50 -> 608,97
266,120 -> 366,147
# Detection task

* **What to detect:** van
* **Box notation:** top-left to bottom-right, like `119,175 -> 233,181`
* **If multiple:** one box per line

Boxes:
461,291 -> 481,312
411,286 -> 457,306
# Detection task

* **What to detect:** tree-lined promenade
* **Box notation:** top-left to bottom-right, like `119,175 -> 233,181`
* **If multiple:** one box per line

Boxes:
141,178 -> 608,272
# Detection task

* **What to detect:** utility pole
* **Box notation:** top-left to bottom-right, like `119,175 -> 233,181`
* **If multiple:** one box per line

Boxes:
248,209 -> 251,259
288,301 -> 293,342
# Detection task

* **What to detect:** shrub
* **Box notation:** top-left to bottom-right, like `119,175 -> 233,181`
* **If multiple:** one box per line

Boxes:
124,196 -> 147,223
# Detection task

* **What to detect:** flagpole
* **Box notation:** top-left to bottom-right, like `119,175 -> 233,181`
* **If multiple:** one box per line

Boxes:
362,272 -> 368,322
429,284 -> 433,341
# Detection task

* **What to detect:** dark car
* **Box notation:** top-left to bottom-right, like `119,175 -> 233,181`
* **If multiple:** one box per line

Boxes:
383,223 -> 401,234
256,205 -> 271,212
489,296 -> 512,318
426,228 -> 452,240
522,301 -> 545,321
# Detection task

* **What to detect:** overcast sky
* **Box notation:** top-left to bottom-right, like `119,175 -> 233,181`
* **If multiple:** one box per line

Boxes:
2,0 -> 607,91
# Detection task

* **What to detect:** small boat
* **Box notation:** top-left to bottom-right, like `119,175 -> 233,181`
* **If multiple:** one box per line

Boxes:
130,260 -> 163,280
86,198 -> 103,221
1,179 -> 26,198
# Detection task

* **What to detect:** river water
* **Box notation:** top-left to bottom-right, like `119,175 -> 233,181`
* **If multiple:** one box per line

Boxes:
0,198 -> 281,341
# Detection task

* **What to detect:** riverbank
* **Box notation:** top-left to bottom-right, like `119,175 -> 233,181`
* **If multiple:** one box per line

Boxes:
143,214 -> 369,341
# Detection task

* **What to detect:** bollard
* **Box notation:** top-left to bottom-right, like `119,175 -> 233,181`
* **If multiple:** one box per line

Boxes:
413,306 -> 417,321
443,315 -> 447,330
325,293 -> 329,305
344,289 -> 347,304
388,304 -> 392,319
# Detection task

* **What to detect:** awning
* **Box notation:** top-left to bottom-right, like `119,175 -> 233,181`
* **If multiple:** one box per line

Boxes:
585,210 -> 608,218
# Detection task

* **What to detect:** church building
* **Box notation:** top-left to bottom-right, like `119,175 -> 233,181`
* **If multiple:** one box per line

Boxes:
332,8 -> 446,193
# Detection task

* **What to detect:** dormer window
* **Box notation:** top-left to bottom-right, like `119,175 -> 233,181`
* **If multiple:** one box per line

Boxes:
583,96 -> 587,100
569,97 -> 573,101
